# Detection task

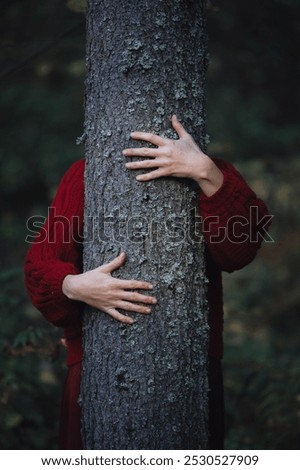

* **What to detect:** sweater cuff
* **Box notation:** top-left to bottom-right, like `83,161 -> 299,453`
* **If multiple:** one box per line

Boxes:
33,261 -> 82,326
48,260 -> 80,302
199,168 -> 255,217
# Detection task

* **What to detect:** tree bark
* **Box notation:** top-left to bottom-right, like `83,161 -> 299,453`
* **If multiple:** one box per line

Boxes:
81,0 -> 209,450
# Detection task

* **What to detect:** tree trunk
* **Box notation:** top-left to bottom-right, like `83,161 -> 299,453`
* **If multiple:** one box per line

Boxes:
81,0 -> 209,450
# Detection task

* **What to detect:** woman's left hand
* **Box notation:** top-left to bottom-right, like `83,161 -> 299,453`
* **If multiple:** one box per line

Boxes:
123,114 -> 224,197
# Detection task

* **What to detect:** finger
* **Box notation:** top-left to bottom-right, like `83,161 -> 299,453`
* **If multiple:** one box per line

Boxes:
130,131 -> 166,147
117,279 -> 154,290
136,169 -> 165,182
171,114 -> 188,138
100,252 -> 126,274
123,147 -> 160,157
122,291 -> 157,304
116,300 -> 152,314
105,307 -> 135,325
125,159 -> 160,170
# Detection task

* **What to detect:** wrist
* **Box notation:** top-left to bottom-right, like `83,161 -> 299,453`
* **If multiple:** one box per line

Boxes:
193,157 -> 224,197
62,274 -> 80,301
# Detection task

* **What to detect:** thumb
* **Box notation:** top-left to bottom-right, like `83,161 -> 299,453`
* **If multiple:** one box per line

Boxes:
171,114 -> 187,138
99,252 -> 126,274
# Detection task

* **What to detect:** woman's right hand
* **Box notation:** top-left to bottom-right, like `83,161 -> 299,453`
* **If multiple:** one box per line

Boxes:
62,252 -> 156,324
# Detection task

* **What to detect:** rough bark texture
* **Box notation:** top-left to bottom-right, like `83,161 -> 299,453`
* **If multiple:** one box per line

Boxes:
81,0 -> 209,450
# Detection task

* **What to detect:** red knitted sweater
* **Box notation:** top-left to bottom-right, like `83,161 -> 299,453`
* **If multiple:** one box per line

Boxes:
24,158 -> 270,366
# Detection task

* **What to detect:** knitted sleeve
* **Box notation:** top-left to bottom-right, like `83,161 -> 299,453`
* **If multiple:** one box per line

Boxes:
24,159 -> 85,328
199,159 -> 272,273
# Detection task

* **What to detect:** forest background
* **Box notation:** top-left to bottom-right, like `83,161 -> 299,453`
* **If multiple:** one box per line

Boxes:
0,0 -> 299,449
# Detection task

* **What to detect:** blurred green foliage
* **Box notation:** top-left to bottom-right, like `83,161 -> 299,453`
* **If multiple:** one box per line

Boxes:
0,0 -> 299,449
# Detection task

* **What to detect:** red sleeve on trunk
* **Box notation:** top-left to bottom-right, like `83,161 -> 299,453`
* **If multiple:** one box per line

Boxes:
199,159 -> 272,273
24,159 -> 85,328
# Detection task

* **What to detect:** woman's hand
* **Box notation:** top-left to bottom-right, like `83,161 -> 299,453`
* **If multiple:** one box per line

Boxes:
62,252 -> 156,324
123,114 -> 224,197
